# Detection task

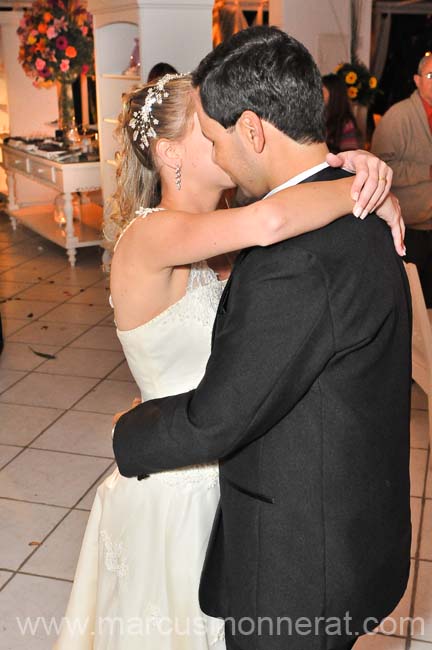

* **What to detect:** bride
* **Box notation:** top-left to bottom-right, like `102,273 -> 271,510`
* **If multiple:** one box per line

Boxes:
55,73 -> 403,650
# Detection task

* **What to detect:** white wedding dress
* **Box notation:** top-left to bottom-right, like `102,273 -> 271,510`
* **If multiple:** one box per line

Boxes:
55,231 -> 227,649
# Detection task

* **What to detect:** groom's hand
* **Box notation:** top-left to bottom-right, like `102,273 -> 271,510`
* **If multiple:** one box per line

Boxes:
327,150 -> 392,218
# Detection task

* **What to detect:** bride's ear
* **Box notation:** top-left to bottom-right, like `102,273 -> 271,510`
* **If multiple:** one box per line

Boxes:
155,138 -> 183,170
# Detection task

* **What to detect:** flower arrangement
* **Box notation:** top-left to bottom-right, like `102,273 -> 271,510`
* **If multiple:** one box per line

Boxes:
17,0 -> 94,89
335,61 -> 378,107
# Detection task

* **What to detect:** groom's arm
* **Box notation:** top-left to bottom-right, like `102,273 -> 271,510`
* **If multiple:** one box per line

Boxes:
113,245 -> 335,477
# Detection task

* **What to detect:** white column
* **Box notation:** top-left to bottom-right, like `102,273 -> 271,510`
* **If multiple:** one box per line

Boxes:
269,0 -> 372,72
137,0 -> 214,79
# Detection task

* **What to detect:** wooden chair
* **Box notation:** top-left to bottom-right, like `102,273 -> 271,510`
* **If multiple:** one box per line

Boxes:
405,262 -> 432,454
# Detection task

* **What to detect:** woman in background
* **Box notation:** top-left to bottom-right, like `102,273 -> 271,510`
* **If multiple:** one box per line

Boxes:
322,73 -> 361,153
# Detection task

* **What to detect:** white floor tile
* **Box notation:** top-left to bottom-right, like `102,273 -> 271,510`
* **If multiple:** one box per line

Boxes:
0,342 -> 61,371
354,634 -> 406,649
39,302 -> 111,325
412,561 -> 432,642
0,298 -> 58,320
426,464 -> 432,499
8,321 -> 88,347
32,411 -> 114,458
76,462 -> 116,510
0,369 -> 27,393
411,410 -> 429,450
0,569 -> 13,588
0,281 -> 32,299
67,286 -> 110,306
0,444 -> 22,468
412,497 -> 423,558
2,318 -> 29,336
52,266 -> 106,287
0,499 -> 66,570
410,642 -> 432,649
73,379 -> 140,415
0,372 -> 99,409
18,283 -> 81,302
99,312 -> 115,328
23,509 -> 89,580
0,573 -> 71,650
0,267 -> 47,283
420,499 -> 432,560
411,449 -> 428,498
107,360 -> 136,382
37,347 -> 124,379
0,403 -> 63,446
412,384 -> 427,411
0,448 -> 112,507
69,325 -> 122,351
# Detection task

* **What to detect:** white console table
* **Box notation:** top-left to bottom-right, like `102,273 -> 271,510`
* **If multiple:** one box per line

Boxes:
1,143 -> 103,266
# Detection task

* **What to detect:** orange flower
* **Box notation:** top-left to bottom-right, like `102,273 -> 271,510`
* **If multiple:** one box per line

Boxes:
43,12 -> 53,22
65,45 -> 77,58
345,71 -> 358,85
347,86 -> 358,99
27,34 -> 37,45
369,76 -> 378,89
38,23 -> 47,34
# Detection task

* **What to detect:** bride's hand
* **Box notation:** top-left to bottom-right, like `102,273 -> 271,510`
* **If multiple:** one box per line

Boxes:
327,150 -> 392,219
374,193 -> 406,257
112,397 -> 141,427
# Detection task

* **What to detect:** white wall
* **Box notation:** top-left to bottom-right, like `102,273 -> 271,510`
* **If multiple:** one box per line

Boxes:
270,0 -> 372,73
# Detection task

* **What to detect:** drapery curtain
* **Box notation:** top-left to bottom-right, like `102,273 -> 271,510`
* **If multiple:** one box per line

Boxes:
370,10 -> 392,80
212,0 -> 248,47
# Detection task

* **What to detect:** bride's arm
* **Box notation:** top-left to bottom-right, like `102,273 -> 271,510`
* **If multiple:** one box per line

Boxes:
122,175 -> 403,269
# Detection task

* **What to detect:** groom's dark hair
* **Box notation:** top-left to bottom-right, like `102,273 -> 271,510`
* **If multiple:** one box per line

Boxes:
192,26 -> 325,144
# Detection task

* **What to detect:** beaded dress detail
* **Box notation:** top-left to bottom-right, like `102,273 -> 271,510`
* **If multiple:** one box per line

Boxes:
55,208 -> 227,650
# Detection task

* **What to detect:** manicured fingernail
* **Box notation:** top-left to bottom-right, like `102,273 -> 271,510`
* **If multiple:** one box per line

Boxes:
402,246 -> 407,256
360,210 -> 368,220
353,205 -> 362,218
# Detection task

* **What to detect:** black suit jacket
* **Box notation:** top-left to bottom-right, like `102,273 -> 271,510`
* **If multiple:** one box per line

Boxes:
113,167 -> 412,650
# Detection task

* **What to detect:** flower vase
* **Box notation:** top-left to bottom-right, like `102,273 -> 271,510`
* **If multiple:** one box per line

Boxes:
57,80 -> 76,142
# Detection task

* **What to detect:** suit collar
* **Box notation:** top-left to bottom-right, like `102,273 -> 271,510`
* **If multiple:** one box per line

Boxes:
264,161 -> 330,198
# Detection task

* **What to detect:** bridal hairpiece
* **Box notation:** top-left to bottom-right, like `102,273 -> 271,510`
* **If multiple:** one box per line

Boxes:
129,73 -> 189,149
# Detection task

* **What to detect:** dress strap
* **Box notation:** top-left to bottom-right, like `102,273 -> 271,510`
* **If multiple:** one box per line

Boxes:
113,207 -> 165,253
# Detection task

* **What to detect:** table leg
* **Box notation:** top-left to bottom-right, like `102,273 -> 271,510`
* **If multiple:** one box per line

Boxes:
64,191 -> 77,267
6,170 -> 18,230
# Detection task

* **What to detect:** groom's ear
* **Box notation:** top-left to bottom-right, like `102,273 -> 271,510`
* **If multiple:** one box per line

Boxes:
237,111 -> 265,154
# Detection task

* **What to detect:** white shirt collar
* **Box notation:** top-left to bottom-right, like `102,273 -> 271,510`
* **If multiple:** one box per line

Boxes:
264,161 -> 330,199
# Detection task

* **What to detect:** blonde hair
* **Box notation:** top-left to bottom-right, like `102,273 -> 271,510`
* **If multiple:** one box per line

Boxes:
105,75 -> 194,241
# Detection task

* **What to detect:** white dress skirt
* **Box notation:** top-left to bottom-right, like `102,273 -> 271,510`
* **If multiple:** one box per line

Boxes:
54,261 -> 227,649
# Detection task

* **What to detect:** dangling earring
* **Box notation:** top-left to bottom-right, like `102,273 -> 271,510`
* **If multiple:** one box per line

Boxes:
175,164 -> 182,191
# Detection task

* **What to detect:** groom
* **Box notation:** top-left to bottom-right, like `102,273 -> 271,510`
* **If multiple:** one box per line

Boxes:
114,27 -> 412,650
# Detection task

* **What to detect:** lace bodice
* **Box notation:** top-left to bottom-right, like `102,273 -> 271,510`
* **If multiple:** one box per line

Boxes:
112,212 -> 227,489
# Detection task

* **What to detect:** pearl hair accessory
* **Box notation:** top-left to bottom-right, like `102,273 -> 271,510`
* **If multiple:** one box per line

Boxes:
129,73 -> 189,149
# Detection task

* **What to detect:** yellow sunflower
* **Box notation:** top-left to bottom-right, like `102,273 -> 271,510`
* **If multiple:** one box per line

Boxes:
347,86 -> 358,99
369,76 -> 378,89
345,71 -> 358,85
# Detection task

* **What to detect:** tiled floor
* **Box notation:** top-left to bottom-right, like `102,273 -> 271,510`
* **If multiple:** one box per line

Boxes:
0,212 -> 431,649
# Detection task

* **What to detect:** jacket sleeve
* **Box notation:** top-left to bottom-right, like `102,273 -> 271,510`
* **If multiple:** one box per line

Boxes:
371,110 -> 431,187
113,246 -> 335,477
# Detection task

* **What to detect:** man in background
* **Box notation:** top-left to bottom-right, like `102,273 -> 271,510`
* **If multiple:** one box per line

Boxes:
371,52 -> 432,304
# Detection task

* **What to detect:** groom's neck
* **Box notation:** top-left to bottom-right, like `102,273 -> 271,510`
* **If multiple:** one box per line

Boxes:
263,131 -> 329,192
